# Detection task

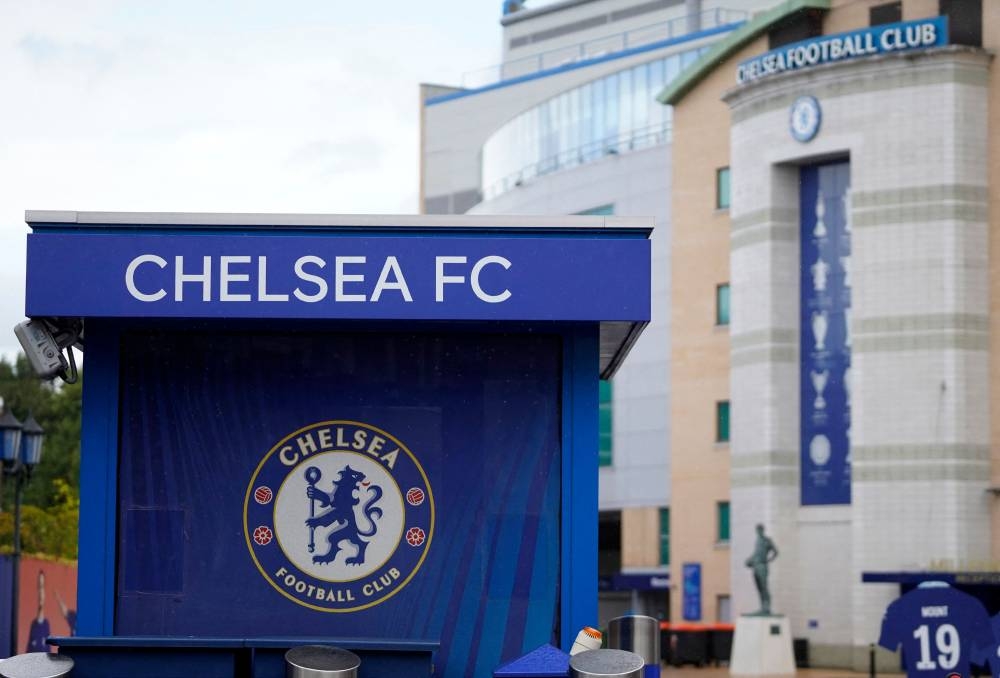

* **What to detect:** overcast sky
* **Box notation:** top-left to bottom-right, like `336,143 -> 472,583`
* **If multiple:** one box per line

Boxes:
0,0 -> 512,361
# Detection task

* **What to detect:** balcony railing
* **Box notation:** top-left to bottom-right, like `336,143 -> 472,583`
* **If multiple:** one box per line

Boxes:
462,7 -> 747,89
482,122 -> 671,201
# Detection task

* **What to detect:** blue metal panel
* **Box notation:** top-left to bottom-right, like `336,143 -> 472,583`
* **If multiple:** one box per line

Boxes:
77,320 -> 119,635
863,572 -> 1000,586
0,555 -> 12,658
560,326 -> 599,650
26,233 -> 650,323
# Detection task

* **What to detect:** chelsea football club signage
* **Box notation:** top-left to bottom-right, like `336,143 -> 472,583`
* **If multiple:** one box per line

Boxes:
737,16 -> 948,85
244,420 -> 433,612
25,233 -> 649,321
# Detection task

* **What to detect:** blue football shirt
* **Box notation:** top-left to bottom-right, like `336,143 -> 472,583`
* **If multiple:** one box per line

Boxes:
988,612 -> 1000,678
878,586 -> 993,678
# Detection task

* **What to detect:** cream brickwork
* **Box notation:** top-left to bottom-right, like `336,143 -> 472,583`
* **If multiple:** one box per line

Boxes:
985,0 -> 1000,566
725,46 -> 992,669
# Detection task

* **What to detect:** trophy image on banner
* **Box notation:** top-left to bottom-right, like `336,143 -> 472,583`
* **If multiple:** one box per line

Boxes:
811,370 -> 828,410
811,255 -> 829,292
811,311 -> 828,351
809,434 -> 831,467
814,190 -> 827,238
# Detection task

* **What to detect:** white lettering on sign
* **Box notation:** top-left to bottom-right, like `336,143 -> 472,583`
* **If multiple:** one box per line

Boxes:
124,254 -> 511,305
435,255 -> 512,303
125,254 -> 168,302
736,19 -> 941,85
920,606 -> 949,618
471,255 -> 512,303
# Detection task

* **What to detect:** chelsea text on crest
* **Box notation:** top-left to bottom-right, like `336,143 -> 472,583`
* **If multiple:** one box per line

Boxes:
124,254 -> 512,304
280,426 -> 401,469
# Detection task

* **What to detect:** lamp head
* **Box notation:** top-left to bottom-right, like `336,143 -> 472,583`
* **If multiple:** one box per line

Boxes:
0,407 -> 23,465
20,411 -> 44,468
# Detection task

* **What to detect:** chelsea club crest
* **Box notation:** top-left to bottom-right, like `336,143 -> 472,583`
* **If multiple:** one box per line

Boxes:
244,420 -> 434,612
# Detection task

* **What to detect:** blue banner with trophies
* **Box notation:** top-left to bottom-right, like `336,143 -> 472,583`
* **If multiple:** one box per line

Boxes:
682,563 -> 701,621
800,162 -> 852,506
114,330 -> 562,678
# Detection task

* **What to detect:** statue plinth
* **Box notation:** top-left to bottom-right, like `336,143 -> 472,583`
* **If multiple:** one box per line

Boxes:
729,615 -> 795,676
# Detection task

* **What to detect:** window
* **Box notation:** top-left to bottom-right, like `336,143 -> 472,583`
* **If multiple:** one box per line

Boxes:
716,167 -> 730,209
717,501 -> 730,543
717,595 -> 732,623
598,510 -> 621,576
599,379 -> 613,466
869,2 -> 901,25
768,9 -> 822,49
660,507 -> 670,565
940,0 -> 982,47
716,283 -> 730,326
716,400 -> 730,443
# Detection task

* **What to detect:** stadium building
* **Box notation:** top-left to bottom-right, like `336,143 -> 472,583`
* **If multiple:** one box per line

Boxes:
659,0 -> 1000,669
419,0 -> 775,621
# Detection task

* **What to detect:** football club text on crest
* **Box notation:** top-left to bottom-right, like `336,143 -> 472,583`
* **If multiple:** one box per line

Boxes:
244,420 -> 434,612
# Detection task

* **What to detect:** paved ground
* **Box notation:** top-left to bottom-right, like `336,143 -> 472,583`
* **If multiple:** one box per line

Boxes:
663,667 -> 901,678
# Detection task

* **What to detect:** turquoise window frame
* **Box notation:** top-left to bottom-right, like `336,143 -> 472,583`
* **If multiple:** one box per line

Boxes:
717,501 -> 730,543
716,283 -> 730,326
599,379 -> 613,466
716,167 -> 731,209
716,400 -> 730,443
659,507 -> 670,565
578,204 -> 615,216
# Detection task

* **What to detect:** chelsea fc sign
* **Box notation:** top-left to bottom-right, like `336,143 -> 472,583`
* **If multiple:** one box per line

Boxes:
244,421 -> 434,612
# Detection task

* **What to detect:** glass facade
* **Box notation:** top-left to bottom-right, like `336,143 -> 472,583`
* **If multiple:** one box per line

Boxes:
481,45 -> 710,200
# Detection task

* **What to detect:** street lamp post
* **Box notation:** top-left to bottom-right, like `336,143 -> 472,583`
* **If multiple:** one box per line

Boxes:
0,404 -> 44,658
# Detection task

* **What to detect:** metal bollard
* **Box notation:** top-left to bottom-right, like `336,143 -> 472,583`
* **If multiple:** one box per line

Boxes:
607,615 -> 660,678
570,649 -> 643,678
285,646 -> 360,678
0,653 -> 74,678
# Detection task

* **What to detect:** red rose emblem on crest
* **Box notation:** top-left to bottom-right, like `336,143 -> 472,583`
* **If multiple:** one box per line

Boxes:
253,525 -> 273,546
406,527 -> 426,547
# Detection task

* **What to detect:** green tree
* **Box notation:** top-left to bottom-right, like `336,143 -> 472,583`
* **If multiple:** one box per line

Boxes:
0,354 -> 82,510
0,478 -> 79,560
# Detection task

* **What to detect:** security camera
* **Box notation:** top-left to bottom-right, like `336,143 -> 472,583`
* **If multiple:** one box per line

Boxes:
13,318 -> 82,383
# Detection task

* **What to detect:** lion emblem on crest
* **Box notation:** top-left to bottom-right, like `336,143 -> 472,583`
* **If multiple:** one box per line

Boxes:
305,464 -> 383,565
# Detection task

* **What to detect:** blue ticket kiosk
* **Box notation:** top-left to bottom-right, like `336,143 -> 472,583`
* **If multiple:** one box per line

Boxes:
21,211 -> 651,678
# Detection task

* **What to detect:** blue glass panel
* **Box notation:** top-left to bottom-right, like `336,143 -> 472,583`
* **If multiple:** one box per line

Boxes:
632,63 -> 648,132
618,69 -> 632,148
604,73 -> 619,148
